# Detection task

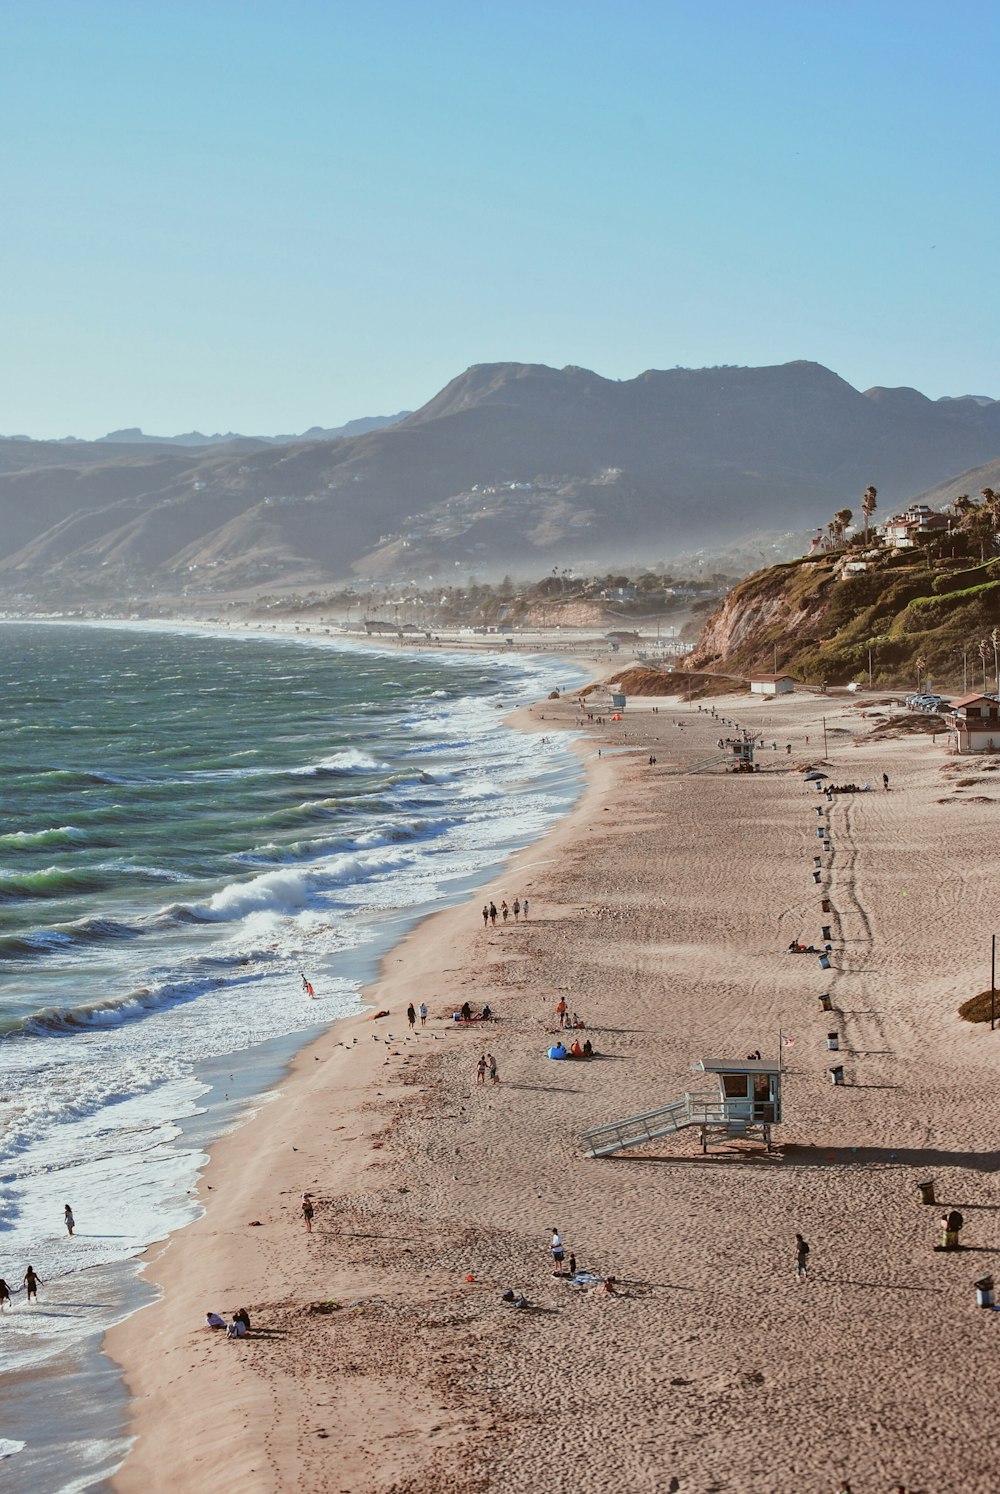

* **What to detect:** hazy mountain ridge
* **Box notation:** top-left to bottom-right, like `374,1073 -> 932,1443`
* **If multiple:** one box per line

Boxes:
0,412 -> 410,448
2,361 -> 1000,602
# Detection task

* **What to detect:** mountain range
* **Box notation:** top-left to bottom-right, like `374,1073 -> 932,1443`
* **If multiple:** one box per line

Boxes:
3,360 -> 1000,603
0,413 -> 411,448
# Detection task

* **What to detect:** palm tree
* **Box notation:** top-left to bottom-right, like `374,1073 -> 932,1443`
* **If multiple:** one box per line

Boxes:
833,507 -> 853,543
915,654 -> 927,694
978,639 -> 989,693
992,626 -> 1000,696
950,493 -> 973,519
861,485 -> 877,544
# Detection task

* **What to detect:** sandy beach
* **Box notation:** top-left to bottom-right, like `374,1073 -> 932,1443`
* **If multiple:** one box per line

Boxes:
106,683 -> 1000,1494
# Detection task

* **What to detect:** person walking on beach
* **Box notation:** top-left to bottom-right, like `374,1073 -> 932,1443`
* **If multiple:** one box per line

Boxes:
486,1053 -> 498,1085
476,1054 -> 487,1086
883,772 -> 889,792
551,1229 -> 565,1270
64,1204 -> 75,1236
418,1001 -> 428,1027
555,997 -> 568,1028
301,1194 -> 314,1234
482,905 -> 489,928
0,1279 -> 11,1310
406,1003 -> 416,1032
795,1233 -> 810,1281
23,1265 -> 42,1301
501,900 -> 509,922
513,897 -> 520,921
489,902 -> 497,927
522,897 -> 529,919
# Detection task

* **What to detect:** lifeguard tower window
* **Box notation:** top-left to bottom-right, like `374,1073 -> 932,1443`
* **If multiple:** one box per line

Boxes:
753,1073 -> 776,1122
723,1075 -> 746,1099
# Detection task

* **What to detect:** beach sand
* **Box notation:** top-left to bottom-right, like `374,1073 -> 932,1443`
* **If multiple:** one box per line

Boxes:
106,687 -> 1000,1493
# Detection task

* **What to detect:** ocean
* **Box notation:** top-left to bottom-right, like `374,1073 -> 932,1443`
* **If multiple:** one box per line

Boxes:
0,621 -> 583,1491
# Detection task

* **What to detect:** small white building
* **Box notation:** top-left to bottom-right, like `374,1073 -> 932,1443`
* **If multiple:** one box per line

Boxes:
948,693 -> 1000,753
749,673 -> 795,697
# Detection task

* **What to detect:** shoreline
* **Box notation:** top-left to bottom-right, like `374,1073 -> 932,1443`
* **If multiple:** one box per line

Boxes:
0,621 -> 601,1491
104,689 -> 614,1492
105,681 -> 1000,1492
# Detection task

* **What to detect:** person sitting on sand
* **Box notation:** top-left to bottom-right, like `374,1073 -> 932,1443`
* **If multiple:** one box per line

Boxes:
481,1004 -> 492,1021
598,1276 -> 618,1296
582,1039 -> 593,1057
206,1311 -> 227,1329
570,1038 -> 584,1057
226,1317 -> 247,1338
232,1307 -> 251,1331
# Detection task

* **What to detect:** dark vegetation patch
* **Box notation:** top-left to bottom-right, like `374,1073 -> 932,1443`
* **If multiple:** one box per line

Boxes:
959,989 -> 1000,1024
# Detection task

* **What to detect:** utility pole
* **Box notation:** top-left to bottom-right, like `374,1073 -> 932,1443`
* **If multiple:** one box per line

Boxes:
823,717 -> 829,758
992,933 -> 996,1032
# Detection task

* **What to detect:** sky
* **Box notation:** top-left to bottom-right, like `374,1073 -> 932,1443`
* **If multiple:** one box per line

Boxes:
2,0 -> 999,438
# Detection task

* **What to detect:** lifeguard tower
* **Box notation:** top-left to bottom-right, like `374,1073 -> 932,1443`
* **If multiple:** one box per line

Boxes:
581,1055 -> 782,1158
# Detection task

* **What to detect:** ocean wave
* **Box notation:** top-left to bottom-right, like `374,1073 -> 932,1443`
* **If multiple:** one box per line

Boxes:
289,749 -> 382,777
0,865 -> 109,901
19,981 -> 206,1036
236,815 -> 453,866
0,824 -> 88,850
161,866 -> 316,922
0,916 -> 139,959
161,843 -> 419,924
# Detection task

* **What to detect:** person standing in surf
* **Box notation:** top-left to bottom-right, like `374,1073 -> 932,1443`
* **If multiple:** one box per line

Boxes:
23,1265 -> 43,1301
64,1204 -> 75,1236
300,972 -> 315,999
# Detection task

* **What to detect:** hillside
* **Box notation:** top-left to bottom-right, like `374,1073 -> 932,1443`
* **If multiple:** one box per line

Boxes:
690,538 -> 1000,690
3,360 -> 1000,604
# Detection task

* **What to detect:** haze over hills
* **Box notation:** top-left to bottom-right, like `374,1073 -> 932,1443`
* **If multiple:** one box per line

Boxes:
2,359 -> 1000,604
0,412 -> 411,448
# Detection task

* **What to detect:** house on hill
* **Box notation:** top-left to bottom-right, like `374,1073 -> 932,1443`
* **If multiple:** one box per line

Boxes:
882,505 -> 950,549
749,673 -> 795,697
948,694 -> 1000,754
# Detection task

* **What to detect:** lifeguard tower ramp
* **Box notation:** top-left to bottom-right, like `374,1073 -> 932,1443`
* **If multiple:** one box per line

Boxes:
582,1058 -> 781,1157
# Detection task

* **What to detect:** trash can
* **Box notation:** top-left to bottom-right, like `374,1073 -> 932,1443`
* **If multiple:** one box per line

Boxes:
817,827 -> 825,839
813,856 -> 822,867
829,1065 -> 844,1085
822,924 -> 832,942
826,1032 -> 839,1051
917,1179 -> 936,1206
819,993 -> 833,1011
975,1275 -> 994,1308
821,898 -> 831,913
813,870 -> 822,884
819,953 -> 831,970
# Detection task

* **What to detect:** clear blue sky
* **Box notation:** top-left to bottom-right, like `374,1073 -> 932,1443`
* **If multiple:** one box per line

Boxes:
2,0 -> 998,437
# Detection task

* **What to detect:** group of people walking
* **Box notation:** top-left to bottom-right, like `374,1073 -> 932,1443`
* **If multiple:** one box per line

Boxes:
482,896 -> 529,927
0,1204 -> 75,1310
